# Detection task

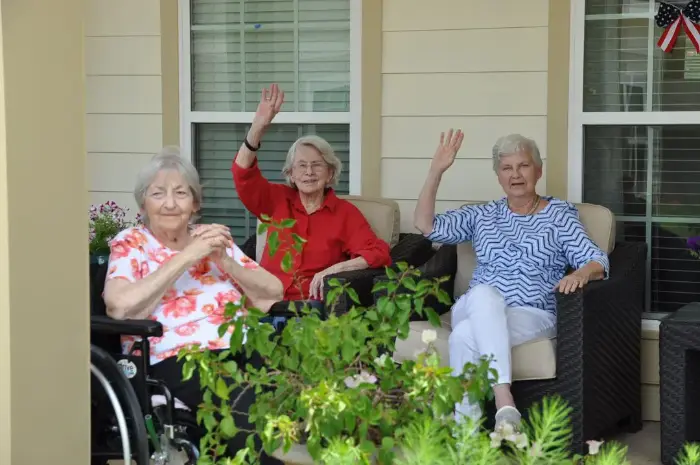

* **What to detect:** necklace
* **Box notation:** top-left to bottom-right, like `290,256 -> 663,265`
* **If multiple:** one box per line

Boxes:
508,195 -> 540,216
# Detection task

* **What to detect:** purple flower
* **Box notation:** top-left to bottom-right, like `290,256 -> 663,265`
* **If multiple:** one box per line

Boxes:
688,236 -> 700,253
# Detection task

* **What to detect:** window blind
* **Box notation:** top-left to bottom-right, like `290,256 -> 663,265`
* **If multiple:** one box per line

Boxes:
194,123 -> 350,241
190,0 -> 350,112
583,125 -> 700,312
584,10 -> 700,112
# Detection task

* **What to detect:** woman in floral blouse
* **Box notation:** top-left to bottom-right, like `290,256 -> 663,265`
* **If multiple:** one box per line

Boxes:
103,147 -> 283,464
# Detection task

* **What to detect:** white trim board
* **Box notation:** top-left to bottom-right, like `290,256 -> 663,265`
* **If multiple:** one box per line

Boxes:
177,0 -> 363,195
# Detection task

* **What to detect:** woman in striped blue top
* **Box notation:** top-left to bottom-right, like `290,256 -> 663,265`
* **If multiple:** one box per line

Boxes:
414,131 -> 609,434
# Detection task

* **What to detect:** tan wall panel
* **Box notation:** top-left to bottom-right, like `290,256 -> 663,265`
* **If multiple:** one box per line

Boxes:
382,116 -> 547,159
382,72 -> 547,117
161,0 -> 180,146
395,199 -> 471,233
0,0 -> 89,462
383,28 -> 548,74
86,36 -> 162,75
86,114 -> 163,153
381,158 -> 547,201
86,76 -> 163,114
86,0 -> 160,36
88,152 -> 152,192
90,191 -> 140,218
383,0 -> 548,31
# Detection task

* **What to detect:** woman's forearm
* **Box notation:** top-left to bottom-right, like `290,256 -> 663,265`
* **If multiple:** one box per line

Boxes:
105,252 -> 196,320
235,124 -> 266,169
414,170 -> 442,235
574,260 -> 605,282
219,256 -> 284,305
327,257 -> 369,274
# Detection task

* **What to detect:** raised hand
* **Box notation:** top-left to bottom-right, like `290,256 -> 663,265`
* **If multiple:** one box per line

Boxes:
430,129 -> 464,175
252,84 -> 285,130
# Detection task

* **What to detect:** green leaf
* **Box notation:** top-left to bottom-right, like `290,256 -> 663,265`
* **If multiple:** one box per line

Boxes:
437,288 -> 452,305
223,360 -> 238,376
231,321 -> 245,351
215,377 -> 230,400
364,310 -> 379,321
385,267 -> 397,280
396,262 -> 408,272
291,232 -> 307,244
267,230 -> 280,257
328,278 -> 341,287
281,251 -> 293,273
256,222 -> 269,235
202,411 -> 217,431
346,287 -> 360,305
280,218 -> 296,228
182,359 -> 195,381
402,277 -> 417,291
217,322 -> 230,338
219,415 -> 237,439
425,307 -> 441,328
260,213 -> 272,222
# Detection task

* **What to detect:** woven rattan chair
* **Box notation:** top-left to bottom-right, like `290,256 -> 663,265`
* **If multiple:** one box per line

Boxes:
377,203 -> 646,455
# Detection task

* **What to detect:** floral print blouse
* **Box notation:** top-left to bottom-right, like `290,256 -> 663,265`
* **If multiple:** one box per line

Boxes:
107,226 -> 259,365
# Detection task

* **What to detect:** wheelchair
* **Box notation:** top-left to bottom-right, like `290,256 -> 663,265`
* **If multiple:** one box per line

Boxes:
89,261 -> 327,464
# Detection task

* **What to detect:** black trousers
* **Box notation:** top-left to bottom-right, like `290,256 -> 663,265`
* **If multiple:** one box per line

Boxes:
151,351 -> 282,465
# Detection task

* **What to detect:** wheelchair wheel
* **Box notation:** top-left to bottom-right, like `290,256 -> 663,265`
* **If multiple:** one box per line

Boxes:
90,344 -> 150,465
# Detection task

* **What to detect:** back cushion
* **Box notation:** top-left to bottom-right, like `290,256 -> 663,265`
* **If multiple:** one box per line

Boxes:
453,202 -> 616,298
254,195 -> 401,262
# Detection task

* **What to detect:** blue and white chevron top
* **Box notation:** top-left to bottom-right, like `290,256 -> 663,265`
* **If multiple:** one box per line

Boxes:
426,197 -> 610,315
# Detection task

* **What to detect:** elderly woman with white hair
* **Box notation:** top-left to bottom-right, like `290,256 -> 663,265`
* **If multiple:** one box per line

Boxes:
414,130 -> 610,434
103,149 -> 284,464
232,84 -> 391,302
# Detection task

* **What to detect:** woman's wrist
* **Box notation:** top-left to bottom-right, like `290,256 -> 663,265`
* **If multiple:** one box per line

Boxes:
247,124 -> 266,146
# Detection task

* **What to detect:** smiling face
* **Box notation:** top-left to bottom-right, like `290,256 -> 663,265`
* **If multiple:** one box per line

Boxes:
143,169 -> 197,233
496,151 -> 542,199
290,144 -> 333,195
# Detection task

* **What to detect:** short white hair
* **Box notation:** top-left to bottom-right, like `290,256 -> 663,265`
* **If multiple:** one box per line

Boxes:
492,134 -> 543,171
281,135 -> 343,188
134,146 -> 203,224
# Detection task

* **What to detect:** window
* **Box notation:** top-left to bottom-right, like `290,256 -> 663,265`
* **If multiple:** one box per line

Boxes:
572,0 -> 700,315
179,0 -> 356,240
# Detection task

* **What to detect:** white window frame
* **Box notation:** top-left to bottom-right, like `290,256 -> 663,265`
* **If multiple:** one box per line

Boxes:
177,0 -> 363,195
567,0 -> 700,202
568,0 -> 700,318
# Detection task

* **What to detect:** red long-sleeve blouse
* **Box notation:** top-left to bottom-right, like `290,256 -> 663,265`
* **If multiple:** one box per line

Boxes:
231,155 -> 392,301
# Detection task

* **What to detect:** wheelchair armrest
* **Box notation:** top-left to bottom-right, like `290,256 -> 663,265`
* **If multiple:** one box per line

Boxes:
91,315 -> 164,338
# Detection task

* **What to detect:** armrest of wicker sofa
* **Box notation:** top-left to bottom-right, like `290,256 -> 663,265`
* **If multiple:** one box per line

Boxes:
390,233 -> 436,268
241,233 -> 257,260
324,267 -> 387,313
554,241 -> 646,392
374,244 -> 458,317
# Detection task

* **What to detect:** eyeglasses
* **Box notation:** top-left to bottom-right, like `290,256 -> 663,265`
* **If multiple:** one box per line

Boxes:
293,162 -> 327,172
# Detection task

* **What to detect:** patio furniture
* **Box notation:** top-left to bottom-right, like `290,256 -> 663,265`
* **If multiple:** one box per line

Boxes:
660,303 -> 700,465
380,202 -> 646,455
241,195 -> 435,314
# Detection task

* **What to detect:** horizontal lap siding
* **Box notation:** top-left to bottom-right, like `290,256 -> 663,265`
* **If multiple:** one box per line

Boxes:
381,0 -> 549,232
85,0 -> 162,218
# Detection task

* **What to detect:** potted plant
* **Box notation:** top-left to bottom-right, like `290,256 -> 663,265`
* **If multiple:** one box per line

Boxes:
88,200 -> 139,265
178,220 -> 700,465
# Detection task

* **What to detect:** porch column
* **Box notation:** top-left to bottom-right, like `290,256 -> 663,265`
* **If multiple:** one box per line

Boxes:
0,0 -> 90,464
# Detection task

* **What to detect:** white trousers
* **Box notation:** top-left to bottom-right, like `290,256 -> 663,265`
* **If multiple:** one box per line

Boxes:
449,284 -> 557,421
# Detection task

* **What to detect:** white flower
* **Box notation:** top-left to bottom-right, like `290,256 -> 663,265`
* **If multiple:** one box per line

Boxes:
587,439 -> 604,455
343,370 -> 377,389
421,329 -> 437,344
489,431 -> 502,448
374,353 -> 389,366
528,441 -> 543,457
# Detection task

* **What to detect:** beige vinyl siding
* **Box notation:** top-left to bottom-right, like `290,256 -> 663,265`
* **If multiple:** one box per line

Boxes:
381,0 -> 550,232
85,0 -> 163,217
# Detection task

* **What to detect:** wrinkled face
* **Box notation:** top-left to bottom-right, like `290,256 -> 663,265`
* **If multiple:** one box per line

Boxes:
496,151 -> 542,198
143,169 -> 197,232
290,145 -> 333,195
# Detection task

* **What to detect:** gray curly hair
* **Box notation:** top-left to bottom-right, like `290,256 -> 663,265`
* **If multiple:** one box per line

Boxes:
281,135 -> 343,188
134,146 -> 203,224
492,134 -> 543,171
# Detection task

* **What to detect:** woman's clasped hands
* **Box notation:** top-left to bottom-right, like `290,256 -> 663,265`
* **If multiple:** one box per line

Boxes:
186,224 -> 234,263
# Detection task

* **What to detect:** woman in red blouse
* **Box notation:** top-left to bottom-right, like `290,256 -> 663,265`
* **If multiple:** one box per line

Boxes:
232,84 -> 391,302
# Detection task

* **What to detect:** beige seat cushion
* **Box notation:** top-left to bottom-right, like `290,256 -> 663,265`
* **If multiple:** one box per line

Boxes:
393,201 -> 614,382
254,195 -> 400,263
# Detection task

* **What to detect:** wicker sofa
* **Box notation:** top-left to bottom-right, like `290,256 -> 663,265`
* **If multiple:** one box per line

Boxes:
383,202 -> 646,454
240,195 -> 435,314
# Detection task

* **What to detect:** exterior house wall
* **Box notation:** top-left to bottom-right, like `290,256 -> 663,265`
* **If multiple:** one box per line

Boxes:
380,0 -> 550,232
86,0 -> 163,215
